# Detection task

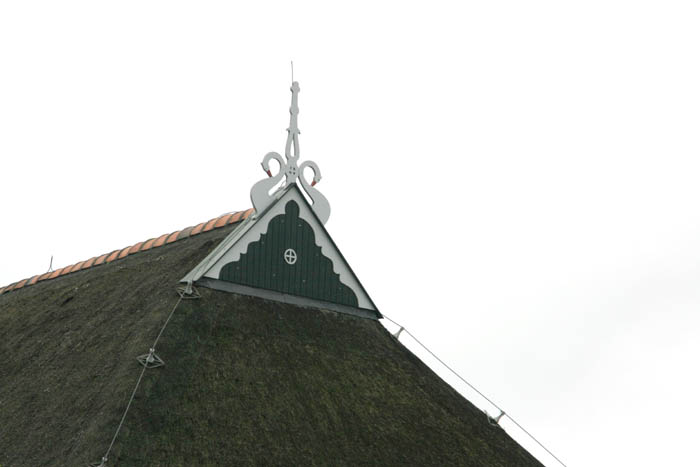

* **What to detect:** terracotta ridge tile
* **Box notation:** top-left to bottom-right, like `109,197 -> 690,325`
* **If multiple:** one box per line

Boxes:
175,226 -> 194,241
229,211 -> 243,223
202,218 -> 218,233
116,246 -> 131,260
152,233 -> 170,248
140,238 -> 157,251
69,261 -> 86,273
105,250 -> 120,263
190,222 -> 207,236
81,257 -> 98,270
38,272 -> 53,281
48,269 -> 63,280
165,230 -> 181,244
214,213 -> 233,228
94,252 -> 111,266
127,241 -> 145,255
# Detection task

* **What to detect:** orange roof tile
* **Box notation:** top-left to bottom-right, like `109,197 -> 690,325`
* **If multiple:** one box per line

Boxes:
165,231 -> 180,244
48,269 -> 63,280
202,218 -> 218,233
0,207 -> 249,296
152,233 -> 170,248
214,213 -> 233,228
117,246 -> 131,260
190,222 -> 207,236
69,262 -> 86,273
175,226 -> 194,241
127,241 -> 145,255
105,250 -> 121,263
140,238 -> 157,252
94,253 -> 111,266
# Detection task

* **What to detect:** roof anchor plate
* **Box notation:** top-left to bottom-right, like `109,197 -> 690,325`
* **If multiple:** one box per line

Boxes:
176,281 -> 201,299
486,409 -> 506,426
136,348 -> 165,369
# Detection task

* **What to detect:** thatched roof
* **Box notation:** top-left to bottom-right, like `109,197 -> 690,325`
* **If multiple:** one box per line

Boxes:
0,215 -> 543,466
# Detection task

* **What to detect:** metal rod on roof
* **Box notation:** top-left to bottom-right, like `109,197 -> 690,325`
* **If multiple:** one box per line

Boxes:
47,255 -> 53,273
381,313 -> 568,467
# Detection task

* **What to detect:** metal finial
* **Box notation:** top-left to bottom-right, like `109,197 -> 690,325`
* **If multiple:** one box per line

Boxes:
250,79 -> 331,224
284,81 -> 301,171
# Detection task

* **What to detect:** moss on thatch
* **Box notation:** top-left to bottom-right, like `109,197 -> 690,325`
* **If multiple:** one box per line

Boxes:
0,222 -> 542,466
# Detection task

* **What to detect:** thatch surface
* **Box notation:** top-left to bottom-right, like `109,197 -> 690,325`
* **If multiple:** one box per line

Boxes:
0,222 -> 542,466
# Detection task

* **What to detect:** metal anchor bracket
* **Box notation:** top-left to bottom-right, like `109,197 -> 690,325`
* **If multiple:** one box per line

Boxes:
137,348 -> 165,369
177,280 -> 201,299
486,410 -> 506,426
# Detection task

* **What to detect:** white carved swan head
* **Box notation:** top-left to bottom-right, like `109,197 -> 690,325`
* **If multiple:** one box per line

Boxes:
299,160 -> 322,187
261,152 -> 285,178
298,160 -> 330,224
251,152 -> 287,215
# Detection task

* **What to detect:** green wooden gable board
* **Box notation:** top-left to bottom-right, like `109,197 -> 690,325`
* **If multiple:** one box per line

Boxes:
182,184 -> 380,319
219,200 -> 359,307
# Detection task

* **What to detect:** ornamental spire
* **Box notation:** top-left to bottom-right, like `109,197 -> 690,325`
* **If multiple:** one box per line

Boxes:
285,81 -> 301,172
250,79 -> 331,224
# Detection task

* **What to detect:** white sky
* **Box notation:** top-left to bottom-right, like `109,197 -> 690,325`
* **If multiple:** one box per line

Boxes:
1,2 -> 699,466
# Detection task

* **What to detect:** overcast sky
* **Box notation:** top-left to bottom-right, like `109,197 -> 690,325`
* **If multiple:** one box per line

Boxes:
2,1 -> 699,466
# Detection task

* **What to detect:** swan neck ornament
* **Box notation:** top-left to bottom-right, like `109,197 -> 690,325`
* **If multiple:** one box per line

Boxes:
249,80 -> 331,224
299,161 -> 330,225
250,152 -> 285,216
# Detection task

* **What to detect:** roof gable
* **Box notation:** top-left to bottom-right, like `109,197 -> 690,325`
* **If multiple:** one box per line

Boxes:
182,184 -> 380,319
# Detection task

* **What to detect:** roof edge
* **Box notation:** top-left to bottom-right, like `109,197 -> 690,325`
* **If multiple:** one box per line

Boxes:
0,208 -> 254,296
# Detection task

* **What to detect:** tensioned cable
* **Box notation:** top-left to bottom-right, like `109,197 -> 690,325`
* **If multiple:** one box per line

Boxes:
381,313 -> 567,467
99,294 -> 184,465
